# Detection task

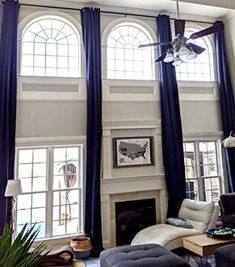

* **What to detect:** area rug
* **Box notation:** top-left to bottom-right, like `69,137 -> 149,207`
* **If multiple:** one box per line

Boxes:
83,255 -> 215,267
183,255 -> 215,267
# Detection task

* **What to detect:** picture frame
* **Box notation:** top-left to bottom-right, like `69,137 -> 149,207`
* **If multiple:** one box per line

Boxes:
113,136 -> 154,168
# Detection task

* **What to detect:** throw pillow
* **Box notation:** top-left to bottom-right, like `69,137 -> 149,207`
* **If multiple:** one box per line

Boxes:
166,217 -> 193,228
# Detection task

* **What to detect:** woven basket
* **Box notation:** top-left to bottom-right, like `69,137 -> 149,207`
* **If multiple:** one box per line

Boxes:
70,235 -> 92,251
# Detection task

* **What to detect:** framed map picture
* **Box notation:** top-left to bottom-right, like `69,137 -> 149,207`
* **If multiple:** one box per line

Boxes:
113,136 -> 154,168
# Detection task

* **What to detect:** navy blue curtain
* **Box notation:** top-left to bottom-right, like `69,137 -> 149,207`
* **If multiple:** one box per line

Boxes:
214,21 -> 235,192
81,7 -> 103,256
157,15 -> 186,217
0,0 -> 19,234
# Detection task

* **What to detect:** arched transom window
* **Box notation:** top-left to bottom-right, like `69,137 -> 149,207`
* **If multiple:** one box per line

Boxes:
175,29 -> 214,81
21,15 -> 80,77
107,22 -> 154,80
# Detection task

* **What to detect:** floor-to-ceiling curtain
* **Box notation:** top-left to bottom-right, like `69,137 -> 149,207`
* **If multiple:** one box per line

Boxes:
215,21 -> 235,192
0,0 -> 19,234
81,7 -> 104,256
157,15 -> 186,218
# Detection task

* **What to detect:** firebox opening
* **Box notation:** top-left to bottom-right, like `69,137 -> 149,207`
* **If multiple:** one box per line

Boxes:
115,198 -> 156,246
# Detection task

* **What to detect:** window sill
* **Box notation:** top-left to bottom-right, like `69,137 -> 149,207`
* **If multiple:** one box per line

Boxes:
33,234 -> 78,249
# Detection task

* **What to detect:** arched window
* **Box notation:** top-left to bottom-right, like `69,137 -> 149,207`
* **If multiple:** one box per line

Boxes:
21,15 -> 80,77
107,22 -> 154,80
175,30 -> 214,81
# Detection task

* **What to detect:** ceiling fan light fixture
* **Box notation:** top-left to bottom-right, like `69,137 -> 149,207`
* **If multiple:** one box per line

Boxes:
172,56 -> 183,66
178,45 -> 190,57
186,50 -> 197,60
163,51 -> 174,63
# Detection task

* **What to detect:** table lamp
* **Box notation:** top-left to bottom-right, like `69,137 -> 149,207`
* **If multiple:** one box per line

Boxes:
5,179 -> 22,235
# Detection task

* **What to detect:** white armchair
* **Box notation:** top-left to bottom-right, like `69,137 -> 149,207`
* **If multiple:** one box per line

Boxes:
131,199 -> 219,250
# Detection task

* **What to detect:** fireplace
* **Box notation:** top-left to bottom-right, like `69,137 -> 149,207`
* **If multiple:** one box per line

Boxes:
115,198 -> 156,246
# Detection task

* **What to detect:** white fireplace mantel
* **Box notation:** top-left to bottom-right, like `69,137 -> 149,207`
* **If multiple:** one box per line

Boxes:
101,174 -> 167,248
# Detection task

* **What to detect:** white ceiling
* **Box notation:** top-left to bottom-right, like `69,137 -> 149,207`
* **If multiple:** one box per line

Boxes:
21,0 -> 234,18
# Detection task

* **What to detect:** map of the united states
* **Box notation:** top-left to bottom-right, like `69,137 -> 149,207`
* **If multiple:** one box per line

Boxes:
118,141 -> 148,160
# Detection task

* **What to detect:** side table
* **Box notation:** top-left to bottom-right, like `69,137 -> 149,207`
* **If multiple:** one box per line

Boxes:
182,234 -> 235,257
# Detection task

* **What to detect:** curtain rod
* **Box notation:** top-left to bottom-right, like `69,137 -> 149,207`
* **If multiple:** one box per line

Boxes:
19,3 -> 214,25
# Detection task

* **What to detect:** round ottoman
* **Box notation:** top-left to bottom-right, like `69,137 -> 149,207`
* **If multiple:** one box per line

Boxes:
100,244 -> 190,267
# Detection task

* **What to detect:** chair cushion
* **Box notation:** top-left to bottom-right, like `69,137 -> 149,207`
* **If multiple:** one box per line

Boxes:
131,224 -> 200,248
100,244 -> 190,267
178,199 -> 215,233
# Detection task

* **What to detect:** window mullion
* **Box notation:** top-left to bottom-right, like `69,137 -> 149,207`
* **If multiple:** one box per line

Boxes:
195,142 -> 204,201
30,150 -> 34,226
79,145 -> 83,232
46,147 -> 53,238
215,140 -> 224,195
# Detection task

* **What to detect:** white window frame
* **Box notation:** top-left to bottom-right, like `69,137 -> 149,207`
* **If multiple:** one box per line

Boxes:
174,24 -> 216,82
183,139 -> 224,202
19,13 -> 82,78
15,136 -> 85,242
18,11 -> 85,101
102,17 -> 157,80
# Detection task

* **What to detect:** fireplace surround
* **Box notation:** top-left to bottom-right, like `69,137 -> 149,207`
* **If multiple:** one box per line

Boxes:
107,189 -> 165,247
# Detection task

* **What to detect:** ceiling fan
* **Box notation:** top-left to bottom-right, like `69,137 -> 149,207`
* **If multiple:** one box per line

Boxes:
139,0 -> 223,65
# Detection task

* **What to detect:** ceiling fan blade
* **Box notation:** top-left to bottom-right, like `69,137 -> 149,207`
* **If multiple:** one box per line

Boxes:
187,43 -> 205,54
139,42 -> 171,48
155,52 -> 167,62
189,23 -> 224,40
174,19 -> 185,36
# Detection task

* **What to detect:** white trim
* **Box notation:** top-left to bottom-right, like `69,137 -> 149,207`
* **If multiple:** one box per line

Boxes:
178,81 -> 219,101
19,10 -> 83,41
17,76 -> 86,100
183,139 -> 223,202
102,79 -> 219,102
102,17 -> 156,80
224,10 -> 235,22
102,17 -> 157,46
18,11 -> 83,79
101,174 -> 165,184
102,79 -> 159,102
15,142 -> 85,240
16,136 -> 86,147
183,132 -> 223,141
103,120 -> 161,130
175,23 -> 216,82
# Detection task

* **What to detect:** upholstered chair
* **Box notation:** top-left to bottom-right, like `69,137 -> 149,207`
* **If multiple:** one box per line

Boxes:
131,199 -> 219,250
219,193 -> 235,228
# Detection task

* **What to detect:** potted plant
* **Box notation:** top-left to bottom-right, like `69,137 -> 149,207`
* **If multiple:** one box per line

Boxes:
0,223 -> 47,267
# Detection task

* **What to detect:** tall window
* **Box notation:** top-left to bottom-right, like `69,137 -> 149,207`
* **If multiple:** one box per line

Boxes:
16,145 -> 83,239
176,30 -> 214,81
107,22 -> 154,80
183,141 -> 222,202
21,16 -> 80,77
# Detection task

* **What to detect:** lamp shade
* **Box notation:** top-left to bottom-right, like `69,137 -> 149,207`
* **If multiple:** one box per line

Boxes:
222,132 -> 235,148
5,180 -> 22,197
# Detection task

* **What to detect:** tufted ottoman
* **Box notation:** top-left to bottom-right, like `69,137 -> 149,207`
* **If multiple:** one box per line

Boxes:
215,244 -> 235,267
100,244 -> 190,267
